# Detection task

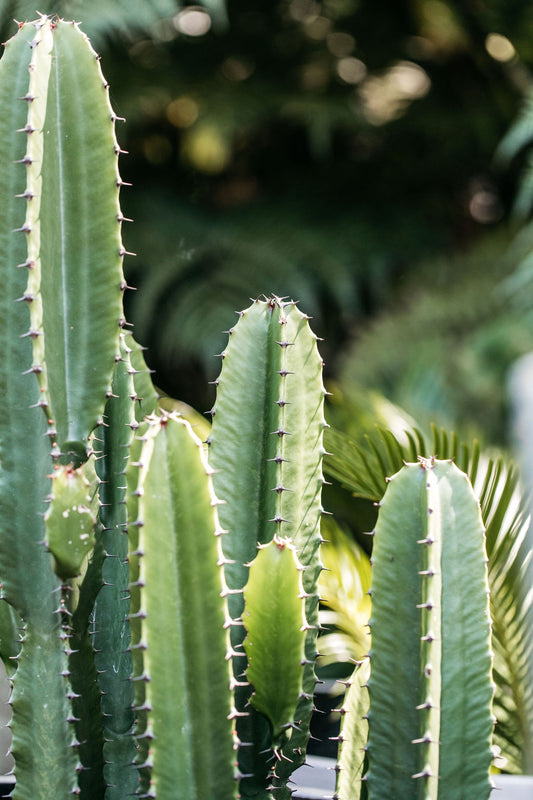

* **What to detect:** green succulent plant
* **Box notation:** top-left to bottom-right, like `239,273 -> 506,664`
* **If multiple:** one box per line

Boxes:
0,17 -> 326,800
0,14 -> 521,800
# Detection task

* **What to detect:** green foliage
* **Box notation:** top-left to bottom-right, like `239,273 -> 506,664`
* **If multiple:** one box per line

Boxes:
337,233 -> 533,444
318,517 -> 371,670
494,89 -> 533,312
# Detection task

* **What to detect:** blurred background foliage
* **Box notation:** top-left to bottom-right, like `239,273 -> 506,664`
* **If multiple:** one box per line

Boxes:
3,0 -> 531,419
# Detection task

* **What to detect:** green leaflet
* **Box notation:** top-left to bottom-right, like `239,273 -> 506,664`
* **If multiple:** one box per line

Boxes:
367,459 -> 493,800
134,413 -> 236,800
243,537 -> 307,744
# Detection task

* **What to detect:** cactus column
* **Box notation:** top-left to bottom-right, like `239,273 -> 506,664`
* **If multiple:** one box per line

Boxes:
0,16 -> 130,799
337,459 -> 494,800
208,297 -> 327,799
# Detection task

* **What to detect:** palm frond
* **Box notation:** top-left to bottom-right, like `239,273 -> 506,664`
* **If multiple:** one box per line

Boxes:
496,89 -> 533,169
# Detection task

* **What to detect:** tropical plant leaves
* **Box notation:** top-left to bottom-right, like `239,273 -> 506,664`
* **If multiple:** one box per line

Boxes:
496,88 -> 533,220
318,517 -> 371,671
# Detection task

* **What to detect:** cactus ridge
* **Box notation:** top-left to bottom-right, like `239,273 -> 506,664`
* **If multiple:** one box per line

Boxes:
92,334 -> 139,798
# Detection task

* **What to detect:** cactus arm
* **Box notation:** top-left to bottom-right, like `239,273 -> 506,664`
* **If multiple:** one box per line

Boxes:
270,303 -> 326,794
134,413 -> 236,799
44,463 -> 98,580
208,299 -> 286,796
336,659 -> 370,800
28,19 -> 124,465
437,461 -> 493,798
0,17 -> 54,619
367,460 -> 493,800
92,336 -> 138,799
243,537 -> 307,744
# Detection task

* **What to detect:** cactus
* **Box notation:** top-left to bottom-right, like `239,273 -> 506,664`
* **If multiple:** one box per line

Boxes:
0,17 -> 326,799
208,297 -> 327,798
0,15 -> 498,800
336,458 -> 494,800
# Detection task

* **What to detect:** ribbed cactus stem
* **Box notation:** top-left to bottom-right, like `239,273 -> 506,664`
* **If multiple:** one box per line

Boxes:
21,16 -> 125,467
336,659 -> 370,800
131,412 -> 236,799
366,459 -> 493,800
0,19 -> 80,798
209,297 -> 325,798
92,334 -> 138,798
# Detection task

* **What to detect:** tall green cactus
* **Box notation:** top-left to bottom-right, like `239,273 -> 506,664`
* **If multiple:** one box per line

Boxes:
0,15 -> 498,800
0,17 -> 326,800
336,458 -> 494,800
208,297 -> 327,798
